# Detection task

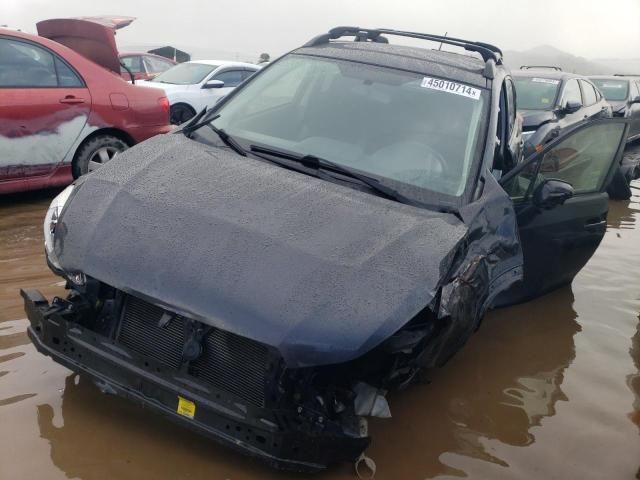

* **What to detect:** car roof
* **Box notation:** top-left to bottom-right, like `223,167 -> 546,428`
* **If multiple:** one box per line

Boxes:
512,70 -> 587,82
588,75 -> 634,81
293,41 -> 491,88
185,59 -> 259,69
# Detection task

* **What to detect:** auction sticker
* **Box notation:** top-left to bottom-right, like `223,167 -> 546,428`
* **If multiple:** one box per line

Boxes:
177,396 -> 196,419
420,77 -> 481,100
532,77 -> 560,85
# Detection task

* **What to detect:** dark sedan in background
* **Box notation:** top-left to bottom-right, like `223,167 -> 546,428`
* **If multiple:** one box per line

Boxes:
589,76 -> 640,141
589,75 -> 640,197
513,67 -> 610,157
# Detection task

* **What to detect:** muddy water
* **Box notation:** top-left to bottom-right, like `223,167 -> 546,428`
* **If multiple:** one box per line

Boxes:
1,174 -> 639,479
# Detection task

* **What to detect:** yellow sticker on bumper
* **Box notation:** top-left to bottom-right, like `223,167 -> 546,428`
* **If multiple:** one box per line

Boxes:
177,396 -> 196,419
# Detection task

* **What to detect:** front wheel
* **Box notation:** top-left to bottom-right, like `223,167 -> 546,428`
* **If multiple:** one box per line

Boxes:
170,104 -> 196,125
74,135 -> 129,177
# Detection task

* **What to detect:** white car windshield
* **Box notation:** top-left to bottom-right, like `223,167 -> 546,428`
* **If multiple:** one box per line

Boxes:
152,63 -> 219,85
210,55 -> 488,201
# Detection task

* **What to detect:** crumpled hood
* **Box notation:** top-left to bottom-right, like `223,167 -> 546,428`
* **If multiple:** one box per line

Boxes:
520,110 -> 557,130
56,134 -> 467,367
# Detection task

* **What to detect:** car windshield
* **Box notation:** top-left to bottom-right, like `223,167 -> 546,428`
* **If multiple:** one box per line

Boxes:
152,62 -> 218,85
590,79 -> 629,102
206,55 -> 488,204
513,76 -> 561,110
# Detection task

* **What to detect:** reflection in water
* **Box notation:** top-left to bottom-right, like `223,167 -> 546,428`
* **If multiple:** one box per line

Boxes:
607,199 -> 638,231
630,318 -> 640,480
362,287 -> 580,478
629,316 -> 640,428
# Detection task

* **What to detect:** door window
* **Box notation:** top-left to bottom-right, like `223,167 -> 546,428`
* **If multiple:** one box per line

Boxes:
212,69 -> 245,87
506,78 -> 516,131
580,80 -> 597,106
632,81 -> 640,99
0,38 -> 58,87
242,69 -> 258,81
121,56 -> 144,73
504,122 -> 626,199
561,79 -> 582,106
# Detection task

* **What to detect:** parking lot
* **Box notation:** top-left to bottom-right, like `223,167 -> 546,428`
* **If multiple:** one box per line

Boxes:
1,147 -> 639,478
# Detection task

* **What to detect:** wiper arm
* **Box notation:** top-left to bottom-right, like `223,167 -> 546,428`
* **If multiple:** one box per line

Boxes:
250,145 -> 410,204
182,113 -> 246,156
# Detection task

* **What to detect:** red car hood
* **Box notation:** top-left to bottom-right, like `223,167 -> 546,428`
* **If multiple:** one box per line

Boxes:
36,16 -> 135,74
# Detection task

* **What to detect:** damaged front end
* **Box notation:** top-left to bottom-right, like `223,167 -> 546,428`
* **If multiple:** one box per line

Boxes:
22,272 -> 480,472
23,283 -> 372,472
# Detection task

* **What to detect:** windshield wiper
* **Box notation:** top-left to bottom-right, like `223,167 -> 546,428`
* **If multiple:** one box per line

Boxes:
182,113 -> 247,156
250,145 -> 410,204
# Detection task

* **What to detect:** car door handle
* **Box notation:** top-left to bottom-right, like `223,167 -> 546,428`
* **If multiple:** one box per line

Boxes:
584,219 -> 606,229
59,96 -> 85,104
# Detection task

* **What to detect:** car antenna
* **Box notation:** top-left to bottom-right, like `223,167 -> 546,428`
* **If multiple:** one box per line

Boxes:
438,32 -> 447,51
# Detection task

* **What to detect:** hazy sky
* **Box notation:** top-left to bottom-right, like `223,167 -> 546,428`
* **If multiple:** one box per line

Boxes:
4,0 -> 640,60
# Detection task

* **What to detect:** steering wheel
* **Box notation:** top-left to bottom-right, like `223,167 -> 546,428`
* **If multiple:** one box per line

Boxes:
371,142 -> 449,188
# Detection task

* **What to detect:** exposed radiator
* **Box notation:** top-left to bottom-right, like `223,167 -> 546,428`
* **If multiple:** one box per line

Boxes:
118,295 -> 269,407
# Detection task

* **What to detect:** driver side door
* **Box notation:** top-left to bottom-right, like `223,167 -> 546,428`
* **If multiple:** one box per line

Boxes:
496,119 -> 629,305
203,69 -> 246,109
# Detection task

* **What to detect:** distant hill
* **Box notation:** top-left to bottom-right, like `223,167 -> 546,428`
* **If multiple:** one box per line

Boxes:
503,45 -> 611,75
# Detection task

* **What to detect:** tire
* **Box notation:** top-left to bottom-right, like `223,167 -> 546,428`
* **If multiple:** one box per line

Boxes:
73,135 -> 129,177
170,104 -> 196,125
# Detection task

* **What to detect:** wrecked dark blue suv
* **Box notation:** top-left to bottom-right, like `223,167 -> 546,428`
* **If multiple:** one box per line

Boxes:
22,27 -> 629,473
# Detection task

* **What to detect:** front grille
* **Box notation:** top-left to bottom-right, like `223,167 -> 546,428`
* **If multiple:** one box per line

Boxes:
117,295 -> 268,407
118,296 -> 186,369
191,329 -> 268,407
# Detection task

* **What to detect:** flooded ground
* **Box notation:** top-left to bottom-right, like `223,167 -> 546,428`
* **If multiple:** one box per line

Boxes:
1,166 -> 639,479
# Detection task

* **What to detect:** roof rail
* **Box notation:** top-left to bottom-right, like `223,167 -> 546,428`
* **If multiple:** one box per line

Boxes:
520,65 -> 562,71
613,73 -> 640,77
303,26 -> 503,64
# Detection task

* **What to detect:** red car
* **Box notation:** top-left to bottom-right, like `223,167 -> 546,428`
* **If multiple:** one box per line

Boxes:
120,52 -> 176,82
0,17 -> 172,194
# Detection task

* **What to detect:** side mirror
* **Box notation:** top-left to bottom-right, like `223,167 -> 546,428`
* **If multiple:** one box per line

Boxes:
202,79 -> 224,89
533,179 -> 574,210
631,96 -> 640,104
562,100 -> 582,114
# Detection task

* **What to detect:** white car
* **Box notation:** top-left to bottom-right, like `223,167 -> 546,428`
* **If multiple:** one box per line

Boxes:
139,60 -> 261,124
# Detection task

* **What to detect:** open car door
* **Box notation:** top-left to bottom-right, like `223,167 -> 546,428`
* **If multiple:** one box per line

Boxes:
495,119 -> 629,306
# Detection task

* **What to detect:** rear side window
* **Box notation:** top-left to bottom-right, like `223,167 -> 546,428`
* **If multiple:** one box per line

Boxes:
0,38 -> 83,88
213,69 -> 245,87
580,80 -> 597,106
562,79 -> 582,106
55,57 -> 82,87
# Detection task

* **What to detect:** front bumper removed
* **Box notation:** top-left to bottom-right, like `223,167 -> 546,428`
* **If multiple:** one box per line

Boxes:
22,288 -> 369,473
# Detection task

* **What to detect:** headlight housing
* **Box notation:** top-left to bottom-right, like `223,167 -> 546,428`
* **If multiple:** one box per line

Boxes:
44,184 -> 74,270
